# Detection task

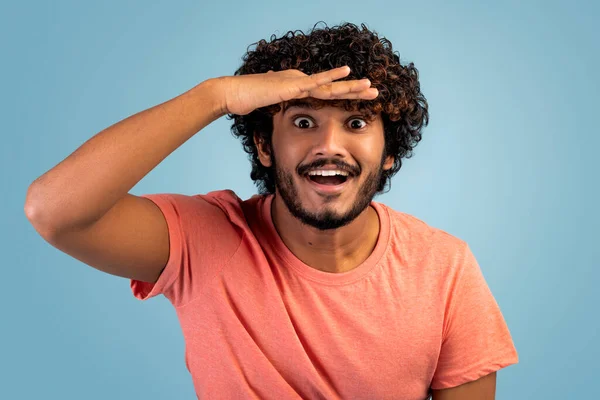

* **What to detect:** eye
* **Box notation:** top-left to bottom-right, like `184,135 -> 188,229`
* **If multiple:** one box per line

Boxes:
348,118 -> 367,130
292,116 -> 315,129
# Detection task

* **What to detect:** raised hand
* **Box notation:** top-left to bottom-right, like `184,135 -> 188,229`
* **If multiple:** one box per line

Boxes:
222,66 -> 378,116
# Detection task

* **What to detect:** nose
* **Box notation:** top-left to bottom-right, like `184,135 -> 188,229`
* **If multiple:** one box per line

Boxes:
311,120 -> 348,158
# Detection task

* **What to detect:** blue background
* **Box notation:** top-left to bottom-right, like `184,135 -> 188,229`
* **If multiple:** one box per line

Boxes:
2,0 -> 598,398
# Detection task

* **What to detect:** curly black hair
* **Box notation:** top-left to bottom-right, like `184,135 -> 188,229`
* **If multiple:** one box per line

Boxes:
228,21 -> 429,194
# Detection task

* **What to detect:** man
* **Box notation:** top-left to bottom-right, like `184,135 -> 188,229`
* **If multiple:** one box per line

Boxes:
25,22 -> 518,399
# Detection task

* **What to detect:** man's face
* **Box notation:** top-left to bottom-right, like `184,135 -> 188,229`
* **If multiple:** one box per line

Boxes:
258,100 -> 394,230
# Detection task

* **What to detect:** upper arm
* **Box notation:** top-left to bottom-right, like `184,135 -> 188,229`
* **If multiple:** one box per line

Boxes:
431,371 -> 496,400
35,194 -> 170,283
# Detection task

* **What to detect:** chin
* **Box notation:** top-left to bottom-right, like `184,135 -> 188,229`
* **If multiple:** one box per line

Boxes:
291,197 -> 369,231
275,167 -> 379,230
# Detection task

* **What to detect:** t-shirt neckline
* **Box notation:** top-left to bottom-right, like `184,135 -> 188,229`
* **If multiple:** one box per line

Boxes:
259,194 -> 391,285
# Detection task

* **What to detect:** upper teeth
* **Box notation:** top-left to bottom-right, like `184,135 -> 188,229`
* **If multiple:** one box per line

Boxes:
307,170 -> 349,176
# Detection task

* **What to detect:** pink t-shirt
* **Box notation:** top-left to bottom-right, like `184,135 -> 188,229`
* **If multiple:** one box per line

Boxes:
131,190 -> 518,399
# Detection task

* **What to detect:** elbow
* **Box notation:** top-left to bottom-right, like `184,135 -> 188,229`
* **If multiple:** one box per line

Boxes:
24,183 -> 59,239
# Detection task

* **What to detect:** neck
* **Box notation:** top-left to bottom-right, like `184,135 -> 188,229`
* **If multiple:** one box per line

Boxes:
270,195 -> 380,273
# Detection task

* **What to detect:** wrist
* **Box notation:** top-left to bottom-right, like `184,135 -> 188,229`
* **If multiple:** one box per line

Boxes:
189,76 -> 230,120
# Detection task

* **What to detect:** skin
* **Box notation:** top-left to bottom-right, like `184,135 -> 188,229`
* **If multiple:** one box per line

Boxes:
251,72 -> 498,397
431,371 -> 497,399
26,57 -> 499,397
255,100 -> 394,273
255,99 -> 499,397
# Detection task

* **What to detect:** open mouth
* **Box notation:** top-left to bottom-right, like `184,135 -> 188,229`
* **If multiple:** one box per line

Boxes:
302,169 -> 353,194
306,174 -> 348,185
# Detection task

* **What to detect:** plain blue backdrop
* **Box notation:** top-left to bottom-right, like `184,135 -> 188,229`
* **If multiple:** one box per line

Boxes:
2,0 -> 598,398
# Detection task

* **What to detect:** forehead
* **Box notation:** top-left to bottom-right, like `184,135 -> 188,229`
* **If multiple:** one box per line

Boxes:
282,98 -> 326,112
281,98 -> 375,118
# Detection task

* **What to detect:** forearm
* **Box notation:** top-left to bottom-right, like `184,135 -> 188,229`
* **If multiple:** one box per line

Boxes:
25,77 -> 227,232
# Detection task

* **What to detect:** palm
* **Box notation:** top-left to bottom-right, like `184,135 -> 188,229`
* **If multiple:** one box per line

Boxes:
225,67 -> 377,116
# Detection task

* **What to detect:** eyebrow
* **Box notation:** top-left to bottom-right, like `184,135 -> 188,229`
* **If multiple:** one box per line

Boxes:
283,100 -> 377,122
282,100 -> 319,114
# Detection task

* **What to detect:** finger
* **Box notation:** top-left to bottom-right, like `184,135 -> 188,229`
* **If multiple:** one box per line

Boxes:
309,79 -> 373,98
311,86 -> 379,100
309,80 -> 368,98
300,66 -> 351,90
345,79 -> 373,93
338,88 -> 379,100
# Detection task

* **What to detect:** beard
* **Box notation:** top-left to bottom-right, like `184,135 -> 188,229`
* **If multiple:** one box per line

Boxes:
272,152 -> 386,231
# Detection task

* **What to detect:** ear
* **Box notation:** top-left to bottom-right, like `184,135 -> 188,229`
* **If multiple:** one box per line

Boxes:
253,133 -> 272,167
383,155 -> 394,171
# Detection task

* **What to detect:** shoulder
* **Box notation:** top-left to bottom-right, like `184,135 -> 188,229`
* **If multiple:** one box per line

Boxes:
143,189 -> 258,235
377,202 -> 469,264
381,203 -> 466,245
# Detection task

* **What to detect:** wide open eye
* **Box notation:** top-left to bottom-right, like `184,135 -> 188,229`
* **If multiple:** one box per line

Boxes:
293,116 -> 315,129
348,118 -> 367,130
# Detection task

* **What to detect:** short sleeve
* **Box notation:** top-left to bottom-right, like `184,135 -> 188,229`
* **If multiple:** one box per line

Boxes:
430,243 -> 519,389
130,192 -> 243,307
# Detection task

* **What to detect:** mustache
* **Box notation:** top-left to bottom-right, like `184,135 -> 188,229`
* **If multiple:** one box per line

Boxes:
297,159 -> 361,177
